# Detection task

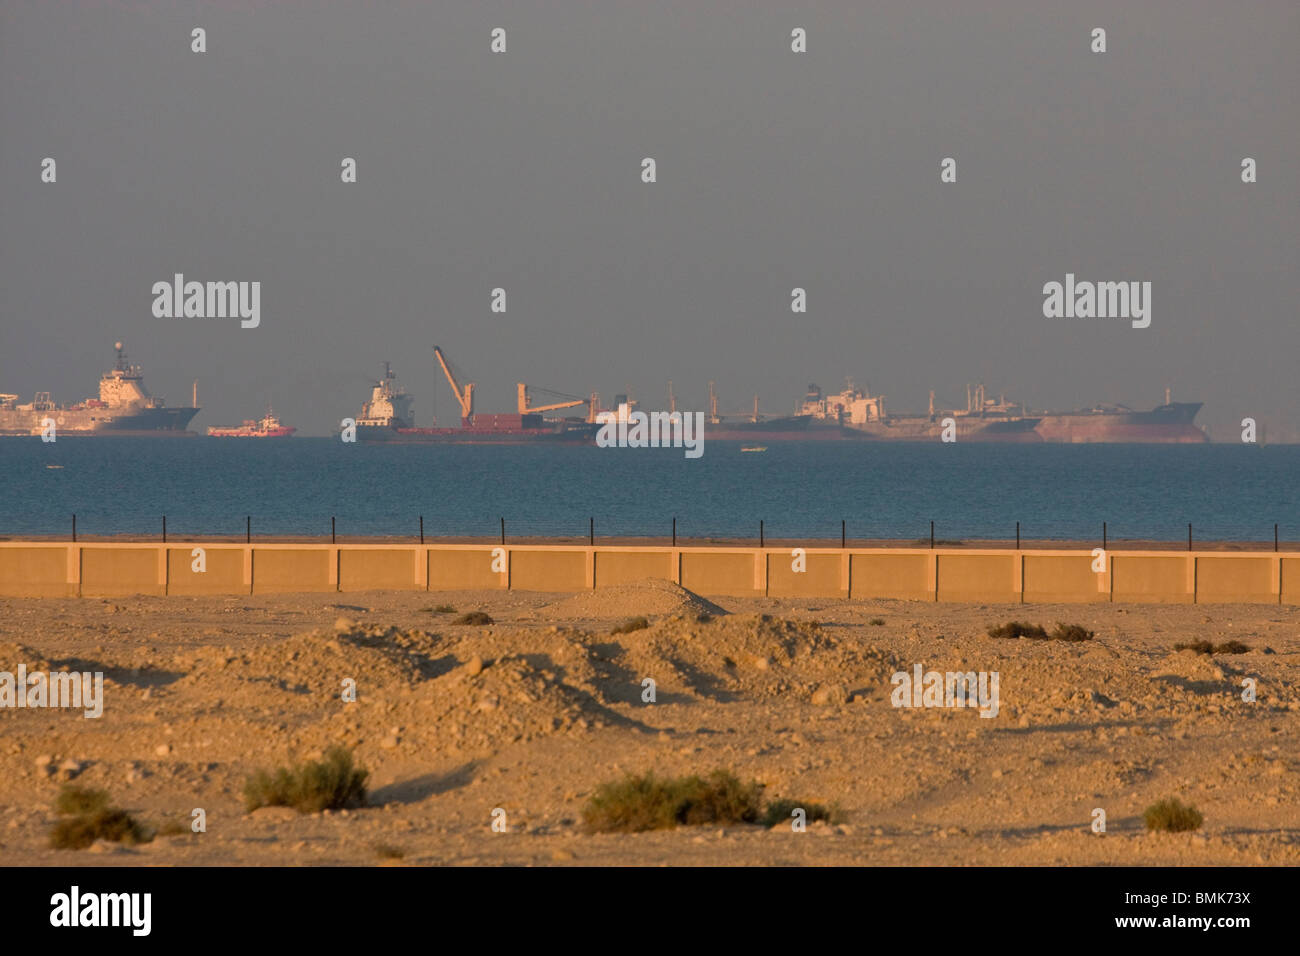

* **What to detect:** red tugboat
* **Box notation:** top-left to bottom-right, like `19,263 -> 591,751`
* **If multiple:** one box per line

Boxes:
207,407 -> 296,438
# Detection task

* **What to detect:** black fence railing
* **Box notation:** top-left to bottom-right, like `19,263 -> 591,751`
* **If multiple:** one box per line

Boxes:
29,515 -> 1296,551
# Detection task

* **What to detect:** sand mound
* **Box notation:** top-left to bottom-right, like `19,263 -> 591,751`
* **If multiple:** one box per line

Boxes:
544,579 -> 726,621
171,621 -> 622,756
604,613 -> 898,703
414,651 -> 612,750
177,624 -> 448,697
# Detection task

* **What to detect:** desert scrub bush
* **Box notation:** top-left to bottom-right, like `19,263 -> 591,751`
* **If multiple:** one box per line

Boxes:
761,798 -> 844,828
1048,622 -> 1095,642
868,618 -> 886,626
372,842 -> 405,860
420,604 -> 456,614
453,611 -> 493,626
987,621 -> 1048,640
1143,797 -> 1203,833
988,621 -> 1093,641
1175,640 -> 1250,655
610,616 -> 650,635
583,770 -> 763,833
155,819 -> 190,837
243,746 -> 369,814
49,786 -> 152,850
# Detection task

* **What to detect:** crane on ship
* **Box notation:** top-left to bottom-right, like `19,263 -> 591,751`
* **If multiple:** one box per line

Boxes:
433,346 -> 475,422
516,383 -> 596,422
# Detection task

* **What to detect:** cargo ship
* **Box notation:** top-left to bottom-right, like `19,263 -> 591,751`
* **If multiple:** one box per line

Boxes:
1034,390 -> 1207,443
351,350 -> 597,443
701,382 -> 830,441
207,407 -> 296,438
804,382 -> 1043,442
0,342 -> 200,437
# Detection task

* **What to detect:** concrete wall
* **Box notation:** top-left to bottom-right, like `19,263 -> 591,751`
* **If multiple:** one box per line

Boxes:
167,547 -> 245,596
0,546 -> 72,597
937,554 -> 1019,603
1023,554 -> 1109,604
1112,555 -> 1195,604
595,550 -> 674,587
81,548 -> 164,597
252,548 -> 332,594
680,551 -> 760,597
850,553 -> 931,600
428,547 -> 504,591
767,551 -> 846,598
0,541 -> 1296,604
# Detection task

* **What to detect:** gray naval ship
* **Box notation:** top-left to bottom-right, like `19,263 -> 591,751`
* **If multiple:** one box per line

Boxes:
0,342 -> 200,436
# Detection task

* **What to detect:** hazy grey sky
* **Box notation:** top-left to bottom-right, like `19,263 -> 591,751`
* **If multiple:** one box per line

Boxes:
2,1 -> 1297,437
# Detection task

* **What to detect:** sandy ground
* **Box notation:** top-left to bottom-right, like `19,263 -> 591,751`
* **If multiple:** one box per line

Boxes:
1,581 -> 1297,866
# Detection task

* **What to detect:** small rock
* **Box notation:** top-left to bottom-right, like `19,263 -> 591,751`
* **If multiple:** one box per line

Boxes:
811,684 -> 847,707
155,744 -> 171,757
551,848 -> 574,861
333,617 -> 356,633
464,656 -> 484,677
34,755 -> 54,776
380,736 -> 399,750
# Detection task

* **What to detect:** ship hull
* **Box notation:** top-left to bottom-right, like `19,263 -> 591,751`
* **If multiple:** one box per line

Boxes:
844,417 -> 1043,443
207,429 -> 295,438
0,406 -> 200,436
1034,403 -> 1207,443
358,424 -> 594,444
706,414 -> 853,441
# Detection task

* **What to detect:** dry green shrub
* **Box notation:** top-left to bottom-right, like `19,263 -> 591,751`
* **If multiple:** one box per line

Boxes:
1143,797 -> 1203,832
453,611 -> 493,626
49,786 -> 151,850
988,621 -> 1093,641
988,621 -> 1048,640
1175,640 -> 1250,655
1214,640 -> 1250,654
1048,622 -> 1095,642
582,770 -> 763,833
610,616 -> 650,635
761,798 -> 844,828
244,746 -> 369,814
